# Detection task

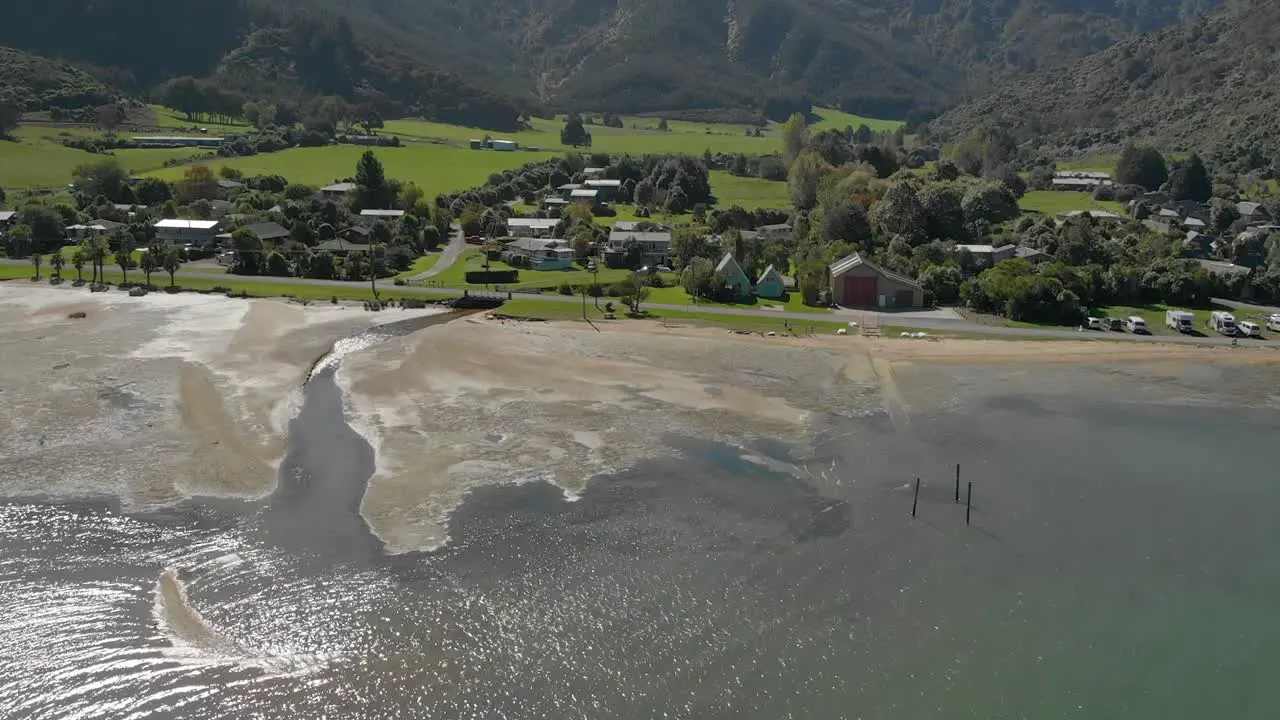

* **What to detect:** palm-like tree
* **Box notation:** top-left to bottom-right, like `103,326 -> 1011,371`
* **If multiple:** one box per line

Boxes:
71,248 -> 86,282
49,252 -> 64,281
161,245 -> 181,287
139,247 -> 158,286
87,236 -> 109,285
31,253 -> 42,279
369,243 -> 387,300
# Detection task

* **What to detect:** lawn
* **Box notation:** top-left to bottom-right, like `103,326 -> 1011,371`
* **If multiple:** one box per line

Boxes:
711,171 -> 790,209
394,252 -> 441,278
0,126 -> 212,189
1019,190 -> 1124,215
644,285 -> 830,314
806,107 -> 905,135
1087,303 -> 1272,339
146,105 -> 250,132
145,144 -> 556,198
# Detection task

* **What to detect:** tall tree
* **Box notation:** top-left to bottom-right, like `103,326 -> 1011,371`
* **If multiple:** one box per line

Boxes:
177,165 -> 218,202
139,247 -> 158,285
369,243 -> 387,299
71,247 -> 86,282
1114,144 -> 1169,191
1168,153 -> 1212,202
781,113 -> 809,168
560,113 -> 590,147
161,245 -> 182,287
0,95 -> 20,137
72,158 -> 129,202
353,150 -> 393,210
30,252 -> 42,279
5,223 -> 32,258
49,252 -> 64,280
788,151 -> 828,211
115,230 -> 136,283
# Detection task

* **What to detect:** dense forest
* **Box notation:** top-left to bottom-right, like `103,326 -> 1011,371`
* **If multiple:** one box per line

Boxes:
0,0 -> 1223,120
0,48 -> 116,112
931,0 -> 1280,162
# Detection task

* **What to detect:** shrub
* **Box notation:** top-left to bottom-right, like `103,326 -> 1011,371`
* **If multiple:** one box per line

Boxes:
558,282 -> 574,295
587,283 -> 604,297
464,269 -> 519,284
645,273 -> 667,288
394,278 -> 406,286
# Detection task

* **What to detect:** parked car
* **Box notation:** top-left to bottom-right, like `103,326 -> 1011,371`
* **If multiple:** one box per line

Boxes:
655,265 -> 673,273
1086,316 -> 1102,330
1100,317 -> 1122,331
1267,314 -> 1280,332
1238,321 -> 1263,338
1125,316 -> 1150,334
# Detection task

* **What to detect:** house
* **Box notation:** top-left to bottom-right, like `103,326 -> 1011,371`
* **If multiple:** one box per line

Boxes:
153,219 -> 221,246
954,243 -> 1017,267
112,204 -> 143,215
1057,210 -> 1126,224
1157,208 -> 1180,220
315,238 -> 371,255
1237,201 -> 1272,226
217,179 -> 244,191
755,223 -> 793,242
756,265 -> 786,299
132,136 -> 224,148
557,183 -> 583,198
338,226 -> 372,243
66,219 -> 126,240
542,197 -> 569,209
1182,217 -> 1207,230
1195,259 -> 1251,277
715,253 -> 752,299
0,210 -> 15,226
582,167 -> 605,177
215,222 -> 289,244
506,218 -> 561,238
829,252 -> 924,308
1014,246 -> 1052,264
360,209 -> 405,223
503,237 -> 575,269
1143,219 -> 1172,234
605,229 -> 672,268
570,188 -> 599,205
584,179 -> 623,201
1051,172 -> 1113,191
468,139 -> 484,150
321,182 -> 357,198
614,221 -> 669,232
490,139 -> 517,152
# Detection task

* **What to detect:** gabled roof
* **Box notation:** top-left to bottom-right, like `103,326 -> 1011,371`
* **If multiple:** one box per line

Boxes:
217,179 -> 244,189
757,264 -> 783,284
506,218 -> 560,229
360,209 -> 405,217
154,219 -> 220,230
244,221 -> 289,240
322,182 -> 357,193
715,252 -> 747,278
1237,201 -> 1264,215
316,238 -> 371,252
570,189 -> 599,198
584,179 -> 622,187
829,252 -> 922,290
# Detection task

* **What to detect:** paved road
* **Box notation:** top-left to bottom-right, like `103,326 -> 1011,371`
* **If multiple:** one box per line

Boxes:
4,258 -> 1276,348
407,224 -> 466,281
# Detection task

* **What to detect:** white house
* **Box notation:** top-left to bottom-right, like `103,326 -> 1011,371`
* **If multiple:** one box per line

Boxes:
490,139 -> 517,151
503,238 -> 575,270
321,182 -> 357,198
506,218 -> 561,238
605,229 -> 671,268
359,209 -> 405,223
153,219 -> 221,246
755,223 -> 793,241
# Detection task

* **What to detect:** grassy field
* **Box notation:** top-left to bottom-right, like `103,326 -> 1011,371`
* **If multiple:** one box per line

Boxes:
146,144 -> 557,197
974,300 -> 1275,340
394,252 -> 441,278
0,126 -> 212,189
1019,190 -> 1125,215
710,171 -> 790,208
146,105 -> 250,132
497,297 -> 848,333
806,108 -> 904,134
644,285 -> 829,314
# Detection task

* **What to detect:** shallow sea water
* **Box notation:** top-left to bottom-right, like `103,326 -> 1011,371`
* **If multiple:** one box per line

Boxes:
4,286 -> 1280,719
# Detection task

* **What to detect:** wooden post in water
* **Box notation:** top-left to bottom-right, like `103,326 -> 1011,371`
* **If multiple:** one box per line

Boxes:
954,464 -> 960,503
966,482 -> 973,526
912,477 -> 921,518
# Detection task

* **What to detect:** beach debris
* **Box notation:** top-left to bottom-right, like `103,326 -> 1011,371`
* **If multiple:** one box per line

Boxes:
766,331 -> 777,337
836,328 -> 848,335
67,311 -> 87,319
128,287 -> 148,297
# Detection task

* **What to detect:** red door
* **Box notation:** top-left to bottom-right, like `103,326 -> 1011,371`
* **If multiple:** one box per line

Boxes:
843,275 -> 877,306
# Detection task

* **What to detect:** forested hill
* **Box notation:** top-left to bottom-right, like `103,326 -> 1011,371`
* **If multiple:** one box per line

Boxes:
0,0 -> 1223,121
930,0 -> 1280,162
0,48 -> 116,111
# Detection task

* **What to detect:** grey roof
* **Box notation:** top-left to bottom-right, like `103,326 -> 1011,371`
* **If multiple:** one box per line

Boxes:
506,218 -> 561,229
316,238 -> 371,252
0,210 -> 18,222
244,221 -> 289,240
217,179 -> 244,189
614,221 -> 668,232
1237,201 -> 1264,216
715,252 -> 746,278
1143,219 -> 1172,233
608,229 -> 671,245
1182,217 -> 1206,228
829,252 -> 922,290
558,183 -> 583,191
570,189 -> 599,198
322,182 -> 357,193
757,264 -> 784,283
506,237 -> 573,254
360,209 -> 405,217
1195,259 -> 1251,276
756,223 -> 792,232
584,179 -> 622,187
1157,208 -> 1180,218
1014,246 -> 1050,259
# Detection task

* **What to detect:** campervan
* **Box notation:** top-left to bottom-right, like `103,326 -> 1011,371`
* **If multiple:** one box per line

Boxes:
1209,311 -> 1238,336
1125,316 -> 1149,334
1165,310 -> 1194,333
1268,314 -> 1280,332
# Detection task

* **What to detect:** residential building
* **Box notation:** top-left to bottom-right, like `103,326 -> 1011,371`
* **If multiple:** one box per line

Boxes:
954,243 -> 1016,267
542,197 -> 569,209
321,182 -> 357,198
506,218 -> 561,238
614,221 -> 669,232
1058,209 -> 1126,224
215,222 -> 289,245
715,253 -> 752,299
1182,217 -> 1207,230
338,226 -> 372,243
584,179 -> 623,201
360,209 -> 405,223
217,179 -> 244,191
557,183 -> 583,198
66,219 -> 126,241
1195,258 -> 1251,277
316,237 -> 371,255
1051,171 -> 1113,191
604,229 -> 672,268
132,136 -> 224,148
1237,201 -> 1272,226
0,210 -> 15,226
503,237 -> 575,270
582,167 -> 606,177
490,139 -> 517,151
829,252 -> 924,308
756,265 -> 786,299
570,188 -> 599,205
755,223 -> 793,242
1014,246 -> 1052,264
153,219 -> 221,246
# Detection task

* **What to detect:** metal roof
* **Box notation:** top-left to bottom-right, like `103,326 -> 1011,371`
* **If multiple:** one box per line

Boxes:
154,219 -> 220,229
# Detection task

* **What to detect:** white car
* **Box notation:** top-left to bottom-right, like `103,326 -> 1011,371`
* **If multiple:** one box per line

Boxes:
1268,314 -> 1280,332
1086,316 -> 1102,330
1238,321 -> 1263,338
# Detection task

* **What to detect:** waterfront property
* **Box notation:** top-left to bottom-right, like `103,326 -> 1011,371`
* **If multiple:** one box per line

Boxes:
604,228 -> 672,268
756,264 -> 786,299
506,218 -> 561,238
829,252 -> 925,308
66,219 -> 126,241
715,253 -> 753,299
502,237 -> 575,270
153,218 -> 222,246
215,222 -> 289,245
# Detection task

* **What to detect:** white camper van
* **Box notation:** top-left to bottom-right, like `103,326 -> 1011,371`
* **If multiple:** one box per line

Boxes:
1165,310 -> 1194,333
1268,314 -> 1280,332
1238,321 -> 1263,338
1208,311 -> 1238,336
1125,316 -> 1149,334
